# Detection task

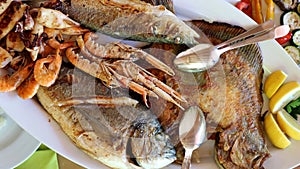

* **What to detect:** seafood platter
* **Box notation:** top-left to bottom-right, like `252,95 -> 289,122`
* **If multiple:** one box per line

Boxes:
0,0 -> 300,169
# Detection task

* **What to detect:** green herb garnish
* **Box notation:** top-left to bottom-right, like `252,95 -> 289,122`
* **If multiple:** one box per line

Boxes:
284,97 -> 300,119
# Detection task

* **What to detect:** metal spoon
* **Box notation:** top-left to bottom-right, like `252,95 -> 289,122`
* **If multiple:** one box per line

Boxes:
179,106 -> 206,169
173,20 -> 290,72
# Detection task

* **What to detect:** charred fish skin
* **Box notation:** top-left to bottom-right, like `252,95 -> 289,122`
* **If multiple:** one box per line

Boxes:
37,66 -> 176,169
190,20 -> 270,169
54,0 -> 199,45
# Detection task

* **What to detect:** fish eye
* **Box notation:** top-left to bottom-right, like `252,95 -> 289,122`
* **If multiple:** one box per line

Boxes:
174,36 -> 181,44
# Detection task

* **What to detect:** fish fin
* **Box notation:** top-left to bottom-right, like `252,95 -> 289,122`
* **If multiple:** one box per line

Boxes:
189,20 -> 263,73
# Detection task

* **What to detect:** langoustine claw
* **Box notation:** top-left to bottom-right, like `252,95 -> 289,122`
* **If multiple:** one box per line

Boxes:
110,60 -> 185,109
56,96 -> 139,108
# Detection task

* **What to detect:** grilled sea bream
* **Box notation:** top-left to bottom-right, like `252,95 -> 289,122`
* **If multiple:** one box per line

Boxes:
191,21 -> 270,168
143,21 -> 271,168
45,0 -> 199,45
37,66 -> 176,169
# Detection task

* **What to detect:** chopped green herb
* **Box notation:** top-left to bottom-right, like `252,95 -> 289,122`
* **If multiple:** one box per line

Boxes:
284,97 -> 300,119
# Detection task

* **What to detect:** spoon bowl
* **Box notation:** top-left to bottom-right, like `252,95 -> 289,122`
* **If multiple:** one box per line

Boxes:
174,20 -> 290,72
179,106 -> 206,169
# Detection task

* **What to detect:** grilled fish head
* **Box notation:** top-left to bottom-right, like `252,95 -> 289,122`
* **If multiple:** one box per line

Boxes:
131,117 -> 176,169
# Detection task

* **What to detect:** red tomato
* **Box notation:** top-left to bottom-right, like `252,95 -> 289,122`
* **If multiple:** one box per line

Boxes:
276,32 -> 292,45
235,1 -> 248,10
235,1 -> 252,18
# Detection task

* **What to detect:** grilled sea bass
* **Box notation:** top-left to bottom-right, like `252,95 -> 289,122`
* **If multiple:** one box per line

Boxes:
37,66 -> 176,169
45,0 -> 199,45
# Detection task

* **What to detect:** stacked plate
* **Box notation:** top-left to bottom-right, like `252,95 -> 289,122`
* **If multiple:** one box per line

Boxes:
0,108 -> 40,169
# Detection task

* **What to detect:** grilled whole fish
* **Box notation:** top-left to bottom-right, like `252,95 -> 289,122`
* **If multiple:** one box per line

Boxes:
44,0 -> 199,45
190,21 -> 270,169
141,20 -> 271,168
37,65 -> 176,169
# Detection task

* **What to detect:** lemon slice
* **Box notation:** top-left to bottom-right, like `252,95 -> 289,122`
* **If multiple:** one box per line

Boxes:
264,70 -> 288,98
269,81 -> 300,113
277,109 -> 300,140
264,112 -> 291,149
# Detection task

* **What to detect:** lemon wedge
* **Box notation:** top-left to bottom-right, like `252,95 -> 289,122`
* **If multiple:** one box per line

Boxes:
269,81 -> 300,113
277,109 -> 300,140
264,112 -> 291,149
264,70 -> 288,98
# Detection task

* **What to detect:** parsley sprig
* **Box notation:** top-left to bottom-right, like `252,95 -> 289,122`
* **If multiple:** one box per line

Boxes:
284,97 -> 300,119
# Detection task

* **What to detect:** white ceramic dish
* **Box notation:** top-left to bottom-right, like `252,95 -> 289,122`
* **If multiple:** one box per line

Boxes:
1,0 -> 300,168
0,108 -> 40,169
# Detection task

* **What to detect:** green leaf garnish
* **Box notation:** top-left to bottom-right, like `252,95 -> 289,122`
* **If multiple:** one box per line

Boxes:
284,97 -> 300,120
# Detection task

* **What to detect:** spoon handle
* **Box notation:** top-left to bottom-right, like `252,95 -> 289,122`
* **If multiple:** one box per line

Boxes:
217,25 -> 289,54
181,149 -> 193,169
215,20 -> 274,49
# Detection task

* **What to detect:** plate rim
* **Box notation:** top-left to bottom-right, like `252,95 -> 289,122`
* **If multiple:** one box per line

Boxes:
1,0 -> 300,169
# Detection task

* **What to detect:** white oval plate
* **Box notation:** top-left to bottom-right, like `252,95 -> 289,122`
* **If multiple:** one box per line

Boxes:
0,0 -> 300,169
0,108 -> 40,169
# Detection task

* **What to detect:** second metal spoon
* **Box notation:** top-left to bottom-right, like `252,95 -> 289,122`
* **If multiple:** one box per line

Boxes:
179,106 -> 206,169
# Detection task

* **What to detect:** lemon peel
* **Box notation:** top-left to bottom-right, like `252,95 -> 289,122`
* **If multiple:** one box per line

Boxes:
277,109 -> 300,140
269,81 -> 300,113
264,112 -> 291,149
264,70 -> 287,98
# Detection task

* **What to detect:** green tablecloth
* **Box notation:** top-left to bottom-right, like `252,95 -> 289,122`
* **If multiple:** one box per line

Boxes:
15,145 -> 59,169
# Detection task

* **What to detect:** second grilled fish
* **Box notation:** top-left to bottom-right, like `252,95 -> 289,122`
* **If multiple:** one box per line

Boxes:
191,20 -> 270,169
45,0 -> 199,45
141,20 -> 271,169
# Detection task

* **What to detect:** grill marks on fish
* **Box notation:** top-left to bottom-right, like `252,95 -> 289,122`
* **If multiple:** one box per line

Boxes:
37,66 -> 176,169
190,20 -> 269,169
